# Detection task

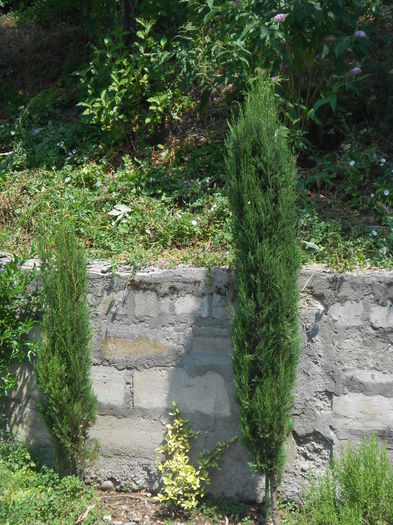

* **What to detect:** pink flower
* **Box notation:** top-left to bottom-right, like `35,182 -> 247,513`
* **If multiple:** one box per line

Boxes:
354,30 -> 367,38
348,66 -> 362,76
273,13 -> 287,23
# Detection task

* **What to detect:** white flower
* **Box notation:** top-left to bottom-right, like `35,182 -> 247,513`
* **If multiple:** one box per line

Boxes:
372,230 -> 378,237
191,220 -> 197,226
57,141 -> 65,148
370,193 -> 375,198
384,189 -> 389,196
349,160 -> 355,167
380,158 -> 386,164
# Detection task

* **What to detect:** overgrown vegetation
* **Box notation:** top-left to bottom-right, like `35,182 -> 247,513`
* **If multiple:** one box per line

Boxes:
156,402 -> 235,511
0,255 -> 39,400
0,1 -> 392,269
227,80 -> 300,525
288,435 -> 393,525
0,439 -> 102,525
35,222 -> 97,476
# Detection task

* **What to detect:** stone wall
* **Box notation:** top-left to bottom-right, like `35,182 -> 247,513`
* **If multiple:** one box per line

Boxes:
5,257 -> 393,502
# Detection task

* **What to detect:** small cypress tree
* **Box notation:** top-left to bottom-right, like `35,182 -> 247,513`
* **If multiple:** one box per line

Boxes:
36,222 -> 97,476
226,80 -> 301,525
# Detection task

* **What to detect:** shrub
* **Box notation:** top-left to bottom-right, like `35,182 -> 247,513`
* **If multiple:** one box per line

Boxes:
156,402 -> 236,511
77,22 -> 189,143
226,78 -> 300,525
35,222 -> 97,476
0,255 -> 40,399
291,435 -> 393,525
0,440 -> 101,525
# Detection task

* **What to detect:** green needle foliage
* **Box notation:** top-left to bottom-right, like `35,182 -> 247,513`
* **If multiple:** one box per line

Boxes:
36,222 -> 97,476
226,79 -> 300,524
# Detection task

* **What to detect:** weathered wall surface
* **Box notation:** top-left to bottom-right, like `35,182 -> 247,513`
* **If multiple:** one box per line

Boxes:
5,257 -> 393,502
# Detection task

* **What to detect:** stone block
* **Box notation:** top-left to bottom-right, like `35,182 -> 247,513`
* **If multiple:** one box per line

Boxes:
133,368 -> 231,417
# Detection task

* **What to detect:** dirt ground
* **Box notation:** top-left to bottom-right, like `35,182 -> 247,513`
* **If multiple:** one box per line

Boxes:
97,490 -> 268,525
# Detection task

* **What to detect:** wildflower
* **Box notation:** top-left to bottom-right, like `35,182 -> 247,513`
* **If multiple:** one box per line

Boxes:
384,189 -> 389,196
370,193 -> 375,198
191,220 -> 197,226
380,158 -> 386,165
348,66 -> 362,76
273,13 -> 287,22
354,30 -> 367,38
31,127 -> 45,136
349,160 -> 355,167
372,230 -> 378,236
57,141 -> 65,148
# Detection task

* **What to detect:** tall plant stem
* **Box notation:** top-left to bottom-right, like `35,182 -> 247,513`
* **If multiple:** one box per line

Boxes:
264,475 -> 270,524
270,475 -> 280,525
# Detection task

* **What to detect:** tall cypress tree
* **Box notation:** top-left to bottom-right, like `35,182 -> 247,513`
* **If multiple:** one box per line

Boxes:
226,80 -> 300,525
36,222 -> 97,476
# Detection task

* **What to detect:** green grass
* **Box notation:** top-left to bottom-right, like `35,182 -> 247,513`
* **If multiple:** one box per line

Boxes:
0,440 -> 103,525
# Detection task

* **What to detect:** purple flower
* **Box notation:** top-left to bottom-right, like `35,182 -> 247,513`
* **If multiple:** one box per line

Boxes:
273,13 -> 287,23
354,30 -> 367,38
348,66 -> 362,76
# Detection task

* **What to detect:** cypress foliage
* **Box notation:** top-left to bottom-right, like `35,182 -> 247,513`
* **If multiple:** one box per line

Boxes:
226,80 -> 300,524
36,222 -> 97,476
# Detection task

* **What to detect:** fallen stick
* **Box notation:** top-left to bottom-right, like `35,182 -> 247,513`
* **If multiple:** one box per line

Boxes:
75,503 -> 96,524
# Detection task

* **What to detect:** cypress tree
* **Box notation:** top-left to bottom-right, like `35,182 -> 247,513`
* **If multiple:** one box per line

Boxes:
36,222 -> 97,476
226,80 -> 300,525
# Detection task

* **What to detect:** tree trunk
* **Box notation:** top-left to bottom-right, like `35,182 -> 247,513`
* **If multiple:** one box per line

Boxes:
270,475 -> 280,525
123,0 -> 131,33
264,475 -> 270,524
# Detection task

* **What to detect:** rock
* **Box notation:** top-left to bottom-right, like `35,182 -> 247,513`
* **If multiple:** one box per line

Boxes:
100,480 -> 115,491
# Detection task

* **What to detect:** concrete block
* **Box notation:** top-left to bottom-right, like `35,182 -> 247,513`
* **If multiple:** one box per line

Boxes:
133,368 -> 231,417
369,303 -> 393,328
91,366 -> 128,407
174,295 -> 208,317
134,291 -> 170,317
212,293 -> 231,320
333,393 -> 393,432
91,415 -> 164,457
329,301 -> 364,326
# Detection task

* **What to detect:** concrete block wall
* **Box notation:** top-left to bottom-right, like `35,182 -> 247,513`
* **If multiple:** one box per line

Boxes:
4,257 -> 393,502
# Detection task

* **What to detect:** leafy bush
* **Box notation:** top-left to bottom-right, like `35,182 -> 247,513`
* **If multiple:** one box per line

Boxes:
77,22 -> 189,142
0,440 -> 101,525
156,402 -> 236,511
0,255 -> 40,399
36,222 -> 97,476
290,435 -> 393,525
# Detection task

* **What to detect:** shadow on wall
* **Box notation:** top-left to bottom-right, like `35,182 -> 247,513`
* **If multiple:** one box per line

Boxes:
5,362 -> 54,464
86,264 -> 265,502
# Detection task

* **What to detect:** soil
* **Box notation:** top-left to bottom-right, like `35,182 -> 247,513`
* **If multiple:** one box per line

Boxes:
96,490 -> 268,525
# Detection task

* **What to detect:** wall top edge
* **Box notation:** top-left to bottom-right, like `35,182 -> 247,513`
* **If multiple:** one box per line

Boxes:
1,252 -> 392,280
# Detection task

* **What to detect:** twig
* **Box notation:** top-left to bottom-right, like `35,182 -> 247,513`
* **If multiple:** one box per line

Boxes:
75,503 -> 96,524
301,272 -> 316,293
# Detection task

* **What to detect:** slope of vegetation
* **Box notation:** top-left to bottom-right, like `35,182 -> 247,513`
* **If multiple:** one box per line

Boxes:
0,1 -> 392,269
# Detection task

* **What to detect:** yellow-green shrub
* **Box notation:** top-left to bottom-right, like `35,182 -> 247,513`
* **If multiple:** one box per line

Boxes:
156,402 -> 235,511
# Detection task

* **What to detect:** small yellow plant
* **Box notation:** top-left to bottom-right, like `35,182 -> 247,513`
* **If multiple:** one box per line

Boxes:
156,402 -> 236,511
